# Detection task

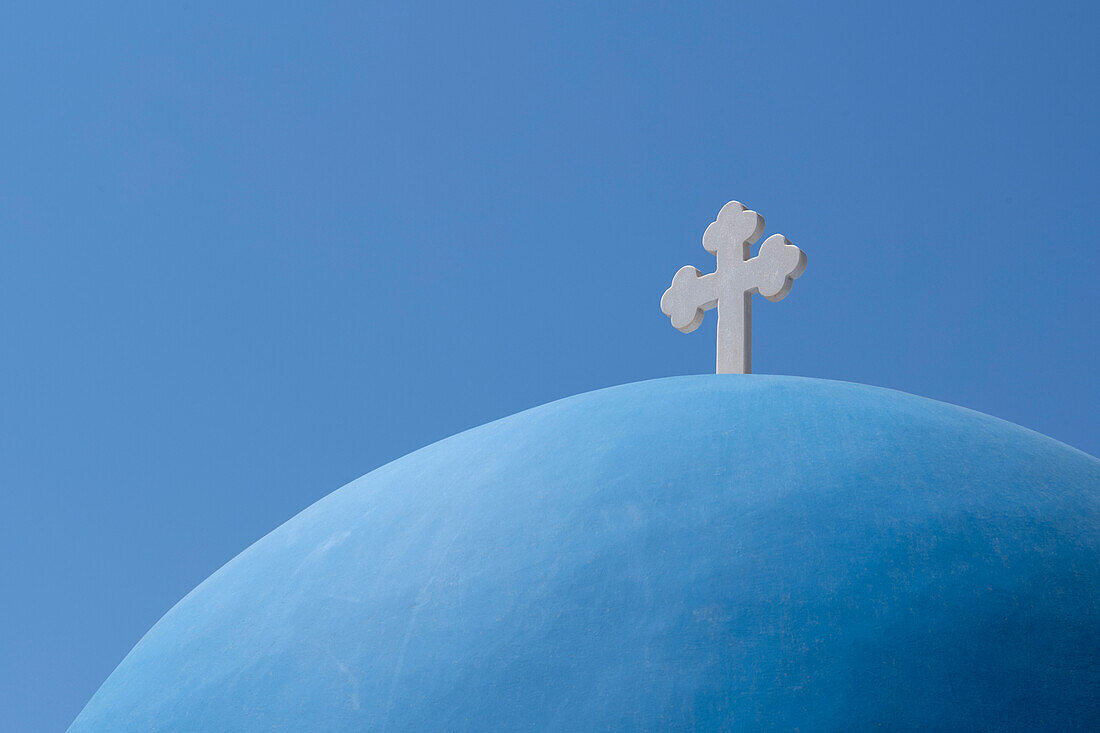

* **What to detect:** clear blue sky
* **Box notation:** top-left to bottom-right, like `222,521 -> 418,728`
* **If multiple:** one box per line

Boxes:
2,2 -> 1097,729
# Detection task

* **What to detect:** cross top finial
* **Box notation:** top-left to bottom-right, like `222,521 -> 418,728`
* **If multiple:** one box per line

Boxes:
660,201 -> 806,374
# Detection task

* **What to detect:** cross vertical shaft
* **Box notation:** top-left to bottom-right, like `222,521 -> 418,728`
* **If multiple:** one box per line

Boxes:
715,237 -> 752,374
717,291 -> 751,374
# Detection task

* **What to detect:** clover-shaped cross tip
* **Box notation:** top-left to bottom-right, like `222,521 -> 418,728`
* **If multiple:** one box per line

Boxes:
660,265 -> 717,333
754,234 -> 807,302
702,201 -> 766,255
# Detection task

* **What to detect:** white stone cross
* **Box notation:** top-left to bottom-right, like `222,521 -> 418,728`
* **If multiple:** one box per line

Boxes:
660,201 -> 806,374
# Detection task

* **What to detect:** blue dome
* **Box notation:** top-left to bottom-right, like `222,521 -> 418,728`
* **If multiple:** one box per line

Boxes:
71,376 -> 1100,731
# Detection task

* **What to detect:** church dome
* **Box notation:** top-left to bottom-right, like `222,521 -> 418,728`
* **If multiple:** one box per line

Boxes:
70,376 -> 1100,730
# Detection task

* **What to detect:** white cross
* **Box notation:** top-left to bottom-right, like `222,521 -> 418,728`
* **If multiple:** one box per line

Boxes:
660,201 -> 806,374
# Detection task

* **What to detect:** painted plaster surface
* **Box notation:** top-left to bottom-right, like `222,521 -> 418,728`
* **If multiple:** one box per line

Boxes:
70,376 -> 1100,731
